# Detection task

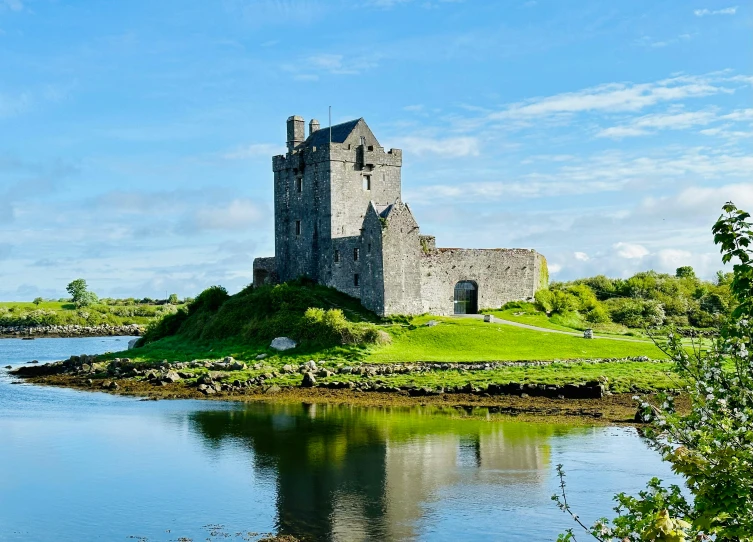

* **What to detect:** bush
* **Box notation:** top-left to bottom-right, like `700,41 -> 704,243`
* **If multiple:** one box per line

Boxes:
188,286 -> 229,315
585,304 -> 610,323
606,298 -> 666,328
534,289 -> 554,312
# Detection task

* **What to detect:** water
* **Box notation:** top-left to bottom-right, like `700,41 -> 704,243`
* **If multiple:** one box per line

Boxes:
0,337 -> 679,541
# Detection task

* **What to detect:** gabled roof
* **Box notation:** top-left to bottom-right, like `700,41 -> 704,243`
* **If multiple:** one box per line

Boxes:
374,204 -> 394,218
306,118 -> 362,147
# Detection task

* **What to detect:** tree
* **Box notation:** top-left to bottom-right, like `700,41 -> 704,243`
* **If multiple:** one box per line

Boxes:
555,202 -> 753,541
167,293 -> 179,305
32,297 -> 43,306
675,266 -> 696,279
66,279 -> 97,308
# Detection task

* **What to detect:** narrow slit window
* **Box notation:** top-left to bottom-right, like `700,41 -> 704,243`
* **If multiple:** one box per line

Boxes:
295,220 -> 301,236
296,177 -> 302,193
354,274 -> 360,287
334,250 -> 340,263
367,243 -> 371,254
359,136 -> 366,146
353,248 -> 360,262
362,175 -> 371,191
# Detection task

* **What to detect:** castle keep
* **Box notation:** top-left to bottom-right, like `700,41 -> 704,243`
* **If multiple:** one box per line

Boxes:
253,116 -> 548,316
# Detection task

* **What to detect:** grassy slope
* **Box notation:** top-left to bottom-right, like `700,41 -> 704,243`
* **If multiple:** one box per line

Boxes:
110,283 -> 675,393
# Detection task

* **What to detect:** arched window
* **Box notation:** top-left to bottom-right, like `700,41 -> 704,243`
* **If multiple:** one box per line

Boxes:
454,281 -> 478,314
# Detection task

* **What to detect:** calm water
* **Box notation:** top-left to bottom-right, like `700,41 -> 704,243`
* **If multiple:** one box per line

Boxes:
0,337 -> 678,541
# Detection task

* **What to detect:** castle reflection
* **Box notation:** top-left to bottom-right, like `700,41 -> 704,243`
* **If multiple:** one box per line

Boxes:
189,403 -> 573,542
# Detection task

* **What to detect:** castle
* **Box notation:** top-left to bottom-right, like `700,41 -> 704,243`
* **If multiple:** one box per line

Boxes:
252,115 -> 548,316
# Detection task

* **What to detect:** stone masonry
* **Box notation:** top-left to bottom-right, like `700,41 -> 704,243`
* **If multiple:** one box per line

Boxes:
253,115 -> 548,316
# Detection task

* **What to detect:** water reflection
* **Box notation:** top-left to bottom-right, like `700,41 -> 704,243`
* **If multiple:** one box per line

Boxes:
189,403 -> 575,542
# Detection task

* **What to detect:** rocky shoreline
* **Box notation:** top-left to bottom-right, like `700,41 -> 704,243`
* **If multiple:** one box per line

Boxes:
0,324 -> 142,339
8,354 -> 677,423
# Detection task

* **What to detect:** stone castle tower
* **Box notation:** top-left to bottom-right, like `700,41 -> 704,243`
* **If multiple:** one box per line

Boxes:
253,115 -> 548,316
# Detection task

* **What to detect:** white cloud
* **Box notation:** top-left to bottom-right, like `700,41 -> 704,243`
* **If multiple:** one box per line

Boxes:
548,263 -> 562,274
657,248 -> 693,268
597,109 -> 718,138
574,251 -> 589,261
1,0 -> 23,12
222,143 -> 285,159
485,73 -> 740,122
694,6 -> 737,16
0,92 -> 31,118
614,242 -> 649,259
192,198 -> 267,231
394,135 -> 480,157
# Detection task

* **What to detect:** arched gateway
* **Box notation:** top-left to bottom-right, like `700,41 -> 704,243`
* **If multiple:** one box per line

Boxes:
453,281 -> 478,315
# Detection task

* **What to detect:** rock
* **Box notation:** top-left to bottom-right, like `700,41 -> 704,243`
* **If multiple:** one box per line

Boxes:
304,360 -> 317,371
127,338 -> 139,349
264,384 -> 282,394
483,314 -> 494,323
256,354 -> 268,360
198,384 -> 216,395
4,365 -> 11,369
316,369 -> 333,378
228,361 -> 247,371
162,371 -> 181,383
281,364 -> 295,374
197,374 -> 214,385
301,372 -> 317,388
270,337 -> 297,351
28,360 -> 39,364
426,320 -> 439,327
108,381 -> 119,390
583,328 -> 594,339
177,371 -> 193,379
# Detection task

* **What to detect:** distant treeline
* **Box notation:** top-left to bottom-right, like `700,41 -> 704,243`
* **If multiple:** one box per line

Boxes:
533,266 -> 733,330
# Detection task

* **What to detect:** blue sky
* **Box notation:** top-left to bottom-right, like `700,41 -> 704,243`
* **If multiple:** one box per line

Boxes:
0,0 -> 751,300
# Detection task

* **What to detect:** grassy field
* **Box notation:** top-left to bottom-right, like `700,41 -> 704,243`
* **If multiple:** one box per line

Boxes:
485,305 -> 641,338
368,316 -> 666,362
0,300 -> 182,327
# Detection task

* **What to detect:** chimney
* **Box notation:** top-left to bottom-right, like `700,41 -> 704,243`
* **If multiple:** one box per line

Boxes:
286,115 -> 305,152
309,119 -> 320,136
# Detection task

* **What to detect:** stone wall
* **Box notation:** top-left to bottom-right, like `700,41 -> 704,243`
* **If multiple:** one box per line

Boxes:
359,205 -> 385,314
420,249 -> 546,315
252,257 -> 277,286
379,203 -> 424,315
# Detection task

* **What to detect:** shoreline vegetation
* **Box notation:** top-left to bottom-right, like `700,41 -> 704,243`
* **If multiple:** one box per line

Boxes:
7,267 -> 726,422
0,324 -> 142,338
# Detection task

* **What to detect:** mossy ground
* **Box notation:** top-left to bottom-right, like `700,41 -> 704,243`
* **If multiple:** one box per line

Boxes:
25,372 -> 684,425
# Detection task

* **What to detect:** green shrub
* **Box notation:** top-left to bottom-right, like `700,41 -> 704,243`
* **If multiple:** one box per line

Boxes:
605,298 -> 665,328
585,304 -> 610,323
534,289 -> 554,312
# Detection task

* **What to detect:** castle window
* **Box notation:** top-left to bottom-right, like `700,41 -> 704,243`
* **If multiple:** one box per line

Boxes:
353,248 -> 360,262
359,136 -> 366,146
334,250 -> 340,263
362,175 -> 371,191
354,274 -> 360,287
367,243 -> 371,254
296,177 -> 302,193
295,220 -> 301,236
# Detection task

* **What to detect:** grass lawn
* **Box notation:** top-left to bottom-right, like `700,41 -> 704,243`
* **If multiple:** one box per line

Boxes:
368,316 -> 666,362
486,307 -> 643,338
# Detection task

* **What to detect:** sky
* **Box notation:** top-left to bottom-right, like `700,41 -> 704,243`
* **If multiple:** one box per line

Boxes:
0,0 -> 751,301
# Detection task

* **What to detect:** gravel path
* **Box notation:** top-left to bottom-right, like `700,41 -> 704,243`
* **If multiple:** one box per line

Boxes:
450,314 -> 650,343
